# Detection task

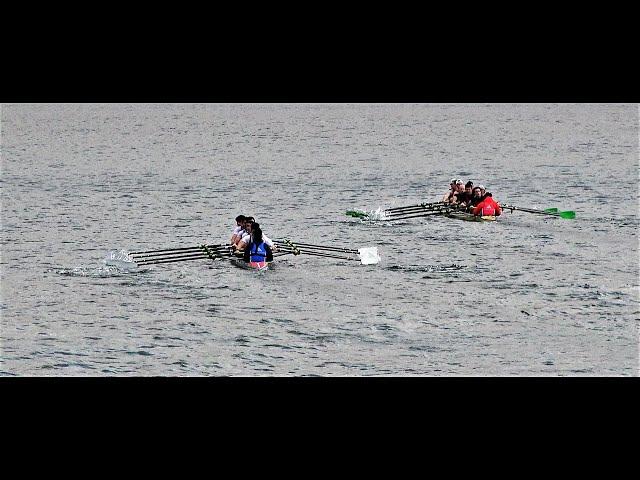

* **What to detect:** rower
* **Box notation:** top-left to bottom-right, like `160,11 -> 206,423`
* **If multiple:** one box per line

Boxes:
230,215 -> 246,245
442,178 -> 458,203
454,181 -> 474,207
451,179 -> 465,203
242,225 -> 273,266
467,186 -> 484,210
472,191 -> 502,217
236,220 -> 276,252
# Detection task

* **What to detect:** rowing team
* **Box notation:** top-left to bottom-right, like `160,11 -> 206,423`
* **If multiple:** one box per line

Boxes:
442,178 -> 502,217
230,215 -> 278,265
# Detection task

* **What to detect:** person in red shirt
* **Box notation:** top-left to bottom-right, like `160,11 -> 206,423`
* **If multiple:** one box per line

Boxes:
472,191 -> 502,217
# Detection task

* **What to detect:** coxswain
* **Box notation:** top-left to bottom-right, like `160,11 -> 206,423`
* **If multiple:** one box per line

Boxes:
472,191 -> 502,217
242,225 -> 273,268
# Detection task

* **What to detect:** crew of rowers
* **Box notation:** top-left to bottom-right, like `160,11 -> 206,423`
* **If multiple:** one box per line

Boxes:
442,178 -> 502,216
230,215 -> 276,264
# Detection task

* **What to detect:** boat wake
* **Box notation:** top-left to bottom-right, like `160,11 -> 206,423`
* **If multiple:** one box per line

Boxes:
387,263 -> 467,273
346,207 -> 390,221
54,249 -> 144,277
103,249 -> 138,270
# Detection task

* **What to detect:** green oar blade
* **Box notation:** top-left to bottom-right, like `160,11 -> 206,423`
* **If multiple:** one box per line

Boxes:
559,210 -> 576,219
544,208 -> 558,213
346,210 -> 369,219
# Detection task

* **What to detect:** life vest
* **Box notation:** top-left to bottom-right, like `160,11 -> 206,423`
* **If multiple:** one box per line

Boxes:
480,204 -> 496,216
249,241 -> 267,262
473,196 -> 501,216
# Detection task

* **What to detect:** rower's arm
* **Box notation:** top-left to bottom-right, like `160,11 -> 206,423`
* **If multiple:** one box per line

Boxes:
262,234 -> 277,251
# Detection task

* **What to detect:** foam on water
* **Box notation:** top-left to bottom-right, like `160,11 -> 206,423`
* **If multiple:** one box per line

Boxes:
103,249 -> 138,269
54,264 -> 136,277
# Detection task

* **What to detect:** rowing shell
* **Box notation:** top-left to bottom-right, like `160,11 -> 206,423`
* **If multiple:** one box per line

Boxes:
445,212 -> 496,222
230,257 -> 271,271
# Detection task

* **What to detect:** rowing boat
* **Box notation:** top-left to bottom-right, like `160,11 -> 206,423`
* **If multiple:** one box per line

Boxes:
230,257 -> 271,271
445,212 -> 496,222
346,200 -> 575,223
116,240 -> 379,272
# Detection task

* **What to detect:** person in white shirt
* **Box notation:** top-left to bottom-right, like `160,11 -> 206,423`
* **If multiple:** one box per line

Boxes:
230,215 -> 247,245
236,219 -> 276,252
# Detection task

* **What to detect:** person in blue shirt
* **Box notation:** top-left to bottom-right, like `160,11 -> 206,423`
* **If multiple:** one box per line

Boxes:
242,224 -> 274,267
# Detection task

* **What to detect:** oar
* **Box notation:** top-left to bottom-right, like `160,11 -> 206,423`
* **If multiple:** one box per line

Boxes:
131,244 -> 233,255
275,248 -> 359,262
135,253 -> 231,266
502,204 -> 576,219
131,247 -> 234,262
131,250 -> 233,262
383,205 -> 455,217
274,239 -> 360,253
276,242 -> 380,265
346,209 -> 372,219
380,207 -> 465,221
346,201 -> 448,219
383,201 -> 448,212
130,243 -> 229,256
133,245 -> 235,265
273,240 -> 359,254
272,251 -> 298,258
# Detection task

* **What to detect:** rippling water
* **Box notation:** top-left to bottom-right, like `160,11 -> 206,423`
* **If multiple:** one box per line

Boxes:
1,103 -> 638,376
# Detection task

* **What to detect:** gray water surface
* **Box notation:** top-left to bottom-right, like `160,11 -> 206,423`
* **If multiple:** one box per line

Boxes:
1,103 -> 638,376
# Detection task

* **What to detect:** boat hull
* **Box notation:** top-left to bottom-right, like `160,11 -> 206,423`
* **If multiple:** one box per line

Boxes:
446,212 -> 496,222
230,258 -> 271,271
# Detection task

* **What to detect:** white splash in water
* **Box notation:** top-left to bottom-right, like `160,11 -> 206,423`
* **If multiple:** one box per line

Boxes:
368,207 -> 389,221
103,249 -> 140,272
53,250 -> 142,277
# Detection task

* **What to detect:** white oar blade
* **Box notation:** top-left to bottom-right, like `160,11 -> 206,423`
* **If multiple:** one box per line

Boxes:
358,247 -> 381,265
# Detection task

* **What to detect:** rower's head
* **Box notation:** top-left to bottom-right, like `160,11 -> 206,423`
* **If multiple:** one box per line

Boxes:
235,215 -> 246,226
244,216 -> 255,229
252,225 -> 263,244
450,178 -> 457,188
478,184 -> 486,195
472,186 -> 482,197
455,179 -> 464,192
465,181 -> 473,194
